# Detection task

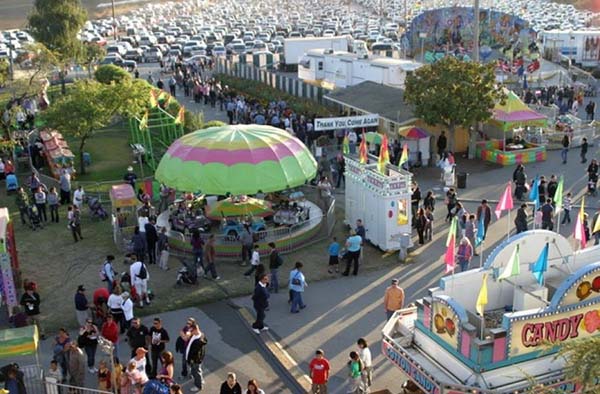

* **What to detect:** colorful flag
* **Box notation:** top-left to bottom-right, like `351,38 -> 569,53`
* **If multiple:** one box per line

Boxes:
149,90 -> 158,108
574,197 -> 587,249
476,273 -> 489,316
139,111 -> 148,130
475,213 -> 485,247
359,133 -> 368,164
445,217 -> 457,273
498,244 -> 520,280
174,106 -> 185,125
342,136 -> 349,155
593,211 -> 600,235
531,243 -> 549,286
377,134 -> 390,174
529,175 -> 540,210
495,182 -> 513,219
553,175 -> 564,215
399,143 -> 408,167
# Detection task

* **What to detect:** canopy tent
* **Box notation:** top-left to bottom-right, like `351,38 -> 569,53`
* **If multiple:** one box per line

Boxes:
110,184 -> 138,209
0,326 -> 38,359
491,90 -> 547,131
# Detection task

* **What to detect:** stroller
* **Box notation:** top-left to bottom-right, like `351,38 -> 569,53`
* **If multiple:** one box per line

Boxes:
5,174 -> 17,193
176,257 -> 198,285
28,205 -> 43,230
588,173 -> 598,197
88,197 -> 108,220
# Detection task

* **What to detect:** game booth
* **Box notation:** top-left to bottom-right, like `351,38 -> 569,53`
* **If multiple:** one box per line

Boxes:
344,154 -> 413,252
383,230 -> 600,393
476,91 -> 547,166
39,130 -> 75,179
154,125 -> 327,259
0,208 -> 19,319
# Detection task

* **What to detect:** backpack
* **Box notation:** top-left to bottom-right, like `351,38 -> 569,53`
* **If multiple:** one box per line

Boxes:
99,262 -> 110,282
137,263 -> 148,280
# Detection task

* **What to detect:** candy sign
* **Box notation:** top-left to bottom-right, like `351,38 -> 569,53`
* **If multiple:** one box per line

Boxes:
382,341 -> 441,394
509,302 -> 600,356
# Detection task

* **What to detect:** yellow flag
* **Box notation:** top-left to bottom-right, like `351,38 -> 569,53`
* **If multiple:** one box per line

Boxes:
594,210 -> 600,234
476,273 -> 488,316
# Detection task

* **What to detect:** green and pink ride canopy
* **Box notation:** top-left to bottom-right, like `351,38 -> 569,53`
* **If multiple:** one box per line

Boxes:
155,125 -> 318,196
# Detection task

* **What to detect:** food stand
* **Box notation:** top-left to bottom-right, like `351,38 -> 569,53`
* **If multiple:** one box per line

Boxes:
0,208 -> 19,318
344,154 -> 413,251
383,230 -> 600,393
110,184 -> 138,249
477,91 -> 547,166
39,130 -> 75,179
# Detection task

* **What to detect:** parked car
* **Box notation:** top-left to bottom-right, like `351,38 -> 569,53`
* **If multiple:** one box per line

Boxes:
143,47 -> 163,62
124,48 -> 143,62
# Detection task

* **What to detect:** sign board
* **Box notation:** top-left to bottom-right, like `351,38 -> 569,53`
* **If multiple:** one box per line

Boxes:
314,114 -> 379,131
382,340 -> 441,394
432,300 -> 459,349
509,302 -> 600,357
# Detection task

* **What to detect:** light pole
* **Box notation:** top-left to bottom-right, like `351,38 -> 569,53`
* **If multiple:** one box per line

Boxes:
473,0 -> 480,62
419,32 -> 427,62
111,0 -> 117,41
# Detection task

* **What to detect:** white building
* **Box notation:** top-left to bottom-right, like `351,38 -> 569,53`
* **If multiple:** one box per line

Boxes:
298,49 -> 421,89
540,29 -> 600,67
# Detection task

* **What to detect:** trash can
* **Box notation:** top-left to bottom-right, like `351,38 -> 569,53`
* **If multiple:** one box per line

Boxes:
83,152 -> 91,166
457,172 -> 468,189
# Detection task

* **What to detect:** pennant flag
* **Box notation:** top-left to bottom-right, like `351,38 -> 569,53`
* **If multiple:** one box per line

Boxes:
553,175 -> 564,215
495,182 -> 513,219
476,273 -> 489,316
139,111 -> 148,130
498,244 -> 520,280
445,217 -> 458,273
594,211 -> 600,235
475,213 -> 485,247
377,134 -> 390,174
399,143 -> 409,167
531,243 -> 549,286
574,196 -> 587,249
359,133 -> 368,164
529,175 -> 540,210
342,136 -> 350,155
149,90 -> 158,108
174,106 -> 185,125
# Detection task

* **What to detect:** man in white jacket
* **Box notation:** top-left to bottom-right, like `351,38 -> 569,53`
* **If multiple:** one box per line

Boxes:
130,256 -> 151,307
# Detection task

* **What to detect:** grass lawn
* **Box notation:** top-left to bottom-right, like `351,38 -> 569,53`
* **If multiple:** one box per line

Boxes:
3,125 -> 401,333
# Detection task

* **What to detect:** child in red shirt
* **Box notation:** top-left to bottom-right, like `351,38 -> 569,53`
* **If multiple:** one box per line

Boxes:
309,349 -> 330,394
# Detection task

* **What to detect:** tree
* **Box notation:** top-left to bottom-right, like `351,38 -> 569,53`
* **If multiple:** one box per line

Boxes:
6,43 -> 58,100
404,56 -> 506,152
554,337 -> 600,392
28,0 -> 87,94
43,79 -> 149,174
95,64 -> 131,84
0,59 -> 8,87
81,43 -> 106,78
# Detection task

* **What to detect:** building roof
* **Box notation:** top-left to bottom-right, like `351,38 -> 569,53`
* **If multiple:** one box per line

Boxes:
324,81 -> 416,125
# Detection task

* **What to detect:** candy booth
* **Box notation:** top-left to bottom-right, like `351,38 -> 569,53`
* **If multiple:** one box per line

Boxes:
383,230 -> 600,393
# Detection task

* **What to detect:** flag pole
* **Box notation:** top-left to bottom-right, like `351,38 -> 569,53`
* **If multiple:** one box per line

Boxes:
480,314 -> 485,339
479,240 -> 484,268
507,209 -> 511,241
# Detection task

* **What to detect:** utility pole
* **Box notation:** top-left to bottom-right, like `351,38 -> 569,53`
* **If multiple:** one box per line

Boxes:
404,0 -> 407,31
473,0 -> 480,62
111,0 -> 117,41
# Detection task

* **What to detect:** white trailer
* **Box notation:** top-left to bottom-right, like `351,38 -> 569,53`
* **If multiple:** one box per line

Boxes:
283,36 -> 352,70
540,29 -> 600,68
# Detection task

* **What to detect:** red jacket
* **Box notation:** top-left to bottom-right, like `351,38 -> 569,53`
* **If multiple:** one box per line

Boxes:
101,321 -> 119,344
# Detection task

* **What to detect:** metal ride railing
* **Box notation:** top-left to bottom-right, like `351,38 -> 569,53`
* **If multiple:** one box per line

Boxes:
19,364 -> 44,394
44,377 -> 112,394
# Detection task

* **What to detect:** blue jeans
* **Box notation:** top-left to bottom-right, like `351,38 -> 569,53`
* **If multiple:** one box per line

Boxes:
269,269 -> 279,293
386,310 -> 395,321
84,344 -> 97,368
290,290 -> 305,313
561,148 -> 568,163
189,362 -> 203,390
193,248 -> 205,271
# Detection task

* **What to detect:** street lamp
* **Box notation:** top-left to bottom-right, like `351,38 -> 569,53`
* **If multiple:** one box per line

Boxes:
111,0 -> 117,41
419,32 -> 427,62
473,0 -> 480,62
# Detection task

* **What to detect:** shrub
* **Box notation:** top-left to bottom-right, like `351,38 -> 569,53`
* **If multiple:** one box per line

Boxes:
201,120 -> 226,129
94,64 -> 131,84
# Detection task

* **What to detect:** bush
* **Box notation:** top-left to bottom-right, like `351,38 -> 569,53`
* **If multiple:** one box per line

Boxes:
201,120 -> 226,129
95,64 -> 131,84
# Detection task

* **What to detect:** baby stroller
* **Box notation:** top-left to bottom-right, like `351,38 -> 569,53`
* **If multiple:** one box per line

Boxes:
27,205 -> 43,230
88,197 -> 108,220
5,174 -> 17,194
588,173 -> 598,197
176,258 -> 198,285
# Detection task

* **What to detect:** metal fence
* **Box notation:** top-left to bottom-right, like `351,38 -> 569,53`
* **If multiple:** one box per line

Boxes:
215,58 -> 329,104
44,377 -> 112,394
20,364 -> 44,394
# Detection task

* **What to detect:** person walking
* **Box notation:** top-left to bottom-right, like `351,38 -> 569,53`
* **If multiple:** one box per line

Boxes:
541,198 -> 554,231
515,204 -> 528,234
465,214 -> 477,255
309,349 -> 330,394
130,256 -> 151,307
74,285 -> 91,328
239,226 -> 253,266
68,342 -> 87,388
437,131 -> 447,157
73,186 -> 85,210
20,282 -> 44,339
289,262 -> 308,313
126,318 -> 150,359
185,323 -> 207,392
78,318 -> 99,373
131,227 -> 146,263
102,255 -> 116,293
347,351 -> 364,394
581,137 -> 588,163
59,169 -> 71,205
414,208 -> 427,245
562,192 -> 572,224
268,242 -> 282,293
244,244 -> 260,277
383,278 -> 405,320
190,230 -> 205,274
342,230 -> 362,276
145,220 -> 158,265
327,237 -> 340,274
476,200 -> 491,239
157,227 -> 170,271
445,188 -> 457,222
423,190 -> 435,212
411,183 -> 421,225
357,338 -> 372,391
251,273 -> 270,334
107,287 -> 125,333
220,372 -> 242,394
121,292 -> 134,331
34,186 -> 47,223
149,317 -> 170,379
101,314 -> 119,357
69,205 -> 83,242
177,317 -> 195,378
561,134 -> 570,164
204,234 -> 220,280
457,237 -> 473,272
547,175 -> 558,203
513,164 -> 527,200
15,187 -> 29,226
48,187 -> 59,223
